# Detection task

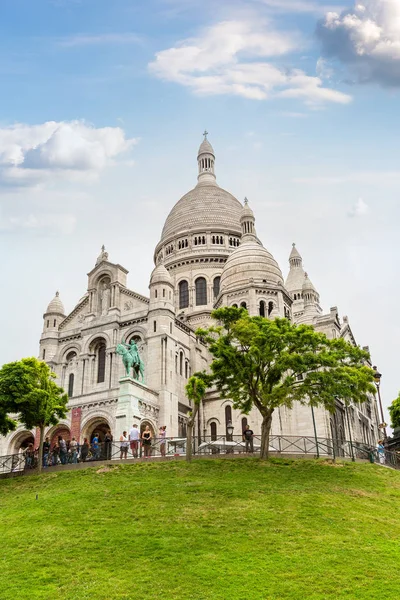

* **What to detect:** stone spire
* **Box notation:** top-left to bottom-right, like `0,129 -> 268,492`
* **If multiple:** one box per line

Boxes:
96,244 -> 109,266
197,131 -> 216,185
285,243 -> 305,297
240,197 -> 257,242
289,243 -> 302,268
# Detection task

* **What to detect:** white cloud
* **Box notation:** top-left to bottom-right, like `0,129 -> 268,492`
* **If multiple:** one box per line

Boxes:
149,19 -> 352,106
348,197 -> 369,217
0,121 -> 136,188
0,211 -> 77,235
318,0 -> 400,85
58,33 -> 142,48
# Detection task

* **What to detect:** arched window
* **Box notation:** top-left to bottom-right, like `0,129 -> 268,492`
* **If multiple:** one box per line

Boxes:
213,276 -> 221,299
241,417 -> 248,433
66,351 -> 77,363
179,280 -> 189,309
268,301 -> 274,316
240,301 -> 247,309
259,301 -> 266,317
195,277 -> 207,306
210,422 -> 217,440
232,303 -> 238,308
185,361 -> 188,379
42,349 -> 46,360
97,343 -> 106,383
68,373 -> 74,398
225,405 -> 232,433
179,351 -> 183,376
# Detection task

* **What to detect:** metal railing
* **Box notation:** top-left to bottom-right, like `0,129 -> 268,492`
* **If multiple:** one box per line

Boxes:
1,435 -> 399,476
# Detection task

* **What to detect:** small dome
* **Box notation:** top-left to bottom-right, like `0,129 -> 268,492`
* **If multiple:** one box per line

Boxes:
240,197 -> 254,220
150,263 -> 173,285
302,273 -> 316,292
285,243 -> 305,293
198,138 -> 215,156
220,239 -> 283,292
46,291 -> 65,315
289,243 -> 301,261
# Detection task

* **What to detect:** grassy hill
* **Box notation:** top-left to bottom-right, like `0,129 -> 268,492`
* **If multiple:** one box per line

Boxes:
0,458 -> 399,600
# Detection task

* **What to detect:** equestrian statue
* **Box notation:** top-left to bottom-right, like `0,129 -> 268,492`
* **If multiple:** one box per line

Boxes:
116,339 -> 145,383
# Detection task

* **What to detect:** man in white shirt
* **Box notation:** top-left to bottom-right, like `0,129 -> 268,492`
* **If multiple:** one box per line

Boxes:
129,423 -> 140,458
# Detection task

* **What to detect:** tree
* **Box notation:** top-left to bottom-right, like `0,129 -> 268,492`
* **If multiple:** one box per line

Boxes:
389,393 -> 400,430
196,307 -> 376,459
185,374 -> 208,462
0,358 -> 68,471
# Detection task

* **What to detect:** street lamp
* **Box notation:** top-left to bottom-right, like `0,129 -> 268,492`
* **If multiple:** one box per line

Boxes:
226,420 -> 234,440
373,366 -> 388,444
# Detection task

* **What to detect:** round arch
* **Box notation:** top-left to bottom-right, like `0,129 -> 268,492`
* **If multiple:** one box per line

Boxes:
61,343 -> 81,362
80,413 -> 113,442
206,417 -> 221,426
47,424 -> 71,446
140,420 -> 156,437
82,332 -> 111,355
93,269 -> 114,287
122,325 -> 147,343
8,429 -> 35,454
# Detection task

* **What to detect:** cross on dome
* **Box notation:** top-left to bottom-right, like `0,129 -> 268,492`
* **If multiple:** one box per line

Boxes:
203,129 -> 208,139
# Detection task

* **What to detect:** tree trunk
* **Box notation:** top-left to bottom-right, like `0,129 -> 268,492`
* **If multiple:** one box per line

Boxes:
37,424 -> 45,474
260,410 -> 273,459
186,404 -> 199,462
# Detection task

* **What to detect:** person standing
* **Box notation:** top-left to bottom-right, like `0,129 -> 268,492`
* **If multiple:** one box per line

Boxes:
70,437 -> 78,464
129,423 -> 140,458
159,426 -> 167,457
142,426 -> 152,458
80,438 -> 89,462
104,430 -> 113,461
243,425 -> 254,453
58,436 -> 67,465
377,440 -> 385,464
119,431 -> 129,459
43,437 -> 50,467
92,433 -> 100,460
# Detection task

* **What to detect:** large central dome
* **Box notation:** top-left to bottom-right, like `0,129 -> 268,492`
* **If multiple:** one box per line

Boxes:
161,184 -> 243,241
159,135 -> 243,244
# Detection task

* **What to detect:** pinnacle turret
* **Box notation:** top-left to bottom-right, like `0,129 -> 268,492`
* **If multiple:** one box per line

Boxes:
197,131 -> 216,184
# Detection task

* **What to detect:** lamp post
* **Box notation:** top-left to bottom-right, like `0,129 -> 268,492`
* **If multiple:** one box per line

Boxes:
226,420 -> 234,453
373,366 -> 388,444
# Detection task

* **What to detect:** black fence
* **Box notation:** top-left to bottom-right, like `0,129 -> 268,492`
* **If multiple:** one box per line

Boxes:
1,435 -> 399,476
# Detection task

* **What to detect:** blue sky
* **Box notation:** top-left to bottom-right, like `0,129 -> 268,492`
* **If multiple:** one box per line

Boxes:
1,0 -> 399,423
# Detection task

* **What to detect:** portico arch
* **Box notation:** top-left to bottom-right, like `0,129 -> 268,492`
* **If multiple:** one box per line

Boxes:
8,429 -> 35,455
81,415 -> 112,442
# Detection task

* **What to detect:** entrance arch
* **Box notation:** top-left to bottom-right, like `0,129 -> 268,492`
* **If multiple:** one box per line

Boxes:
140,420 -> 156,438
48,425 -> 71,447
8,430 -> 34,455
81,416 -> 112,443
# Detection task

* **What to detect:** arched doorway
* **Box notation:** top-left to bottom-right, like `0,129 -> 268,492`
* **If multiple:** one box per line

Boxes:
49,426 -> 71,447
81,416 -> 112,443
140,421 -> 156,438
9,430 -> 34,455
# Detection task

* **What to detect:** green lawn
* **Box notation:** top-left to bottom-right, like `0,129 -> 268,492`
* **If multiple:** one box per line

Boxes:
1,458 -> 399,600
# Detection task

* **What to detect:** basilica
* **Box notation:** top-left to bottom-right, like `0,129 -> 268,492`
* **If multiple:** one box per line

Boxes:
0,135 -> 380,455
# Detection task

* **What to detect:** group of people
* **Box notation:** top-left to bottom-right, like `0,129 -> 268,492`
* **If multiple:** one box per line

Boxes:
119,425 -> 167,459
23,425 -> 169,468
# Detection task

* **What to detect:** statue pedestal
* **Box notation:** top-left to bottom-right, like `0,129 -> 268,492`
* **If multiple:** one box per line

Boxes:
115,377 -> 159,439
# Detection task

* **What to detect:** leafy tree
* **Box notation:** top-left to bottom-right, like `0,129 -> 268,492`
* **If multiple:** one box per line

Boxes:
196,307 -> 376,459
389,393 -> 400,430
185,374 -> 208,462
0,358 -> 68,471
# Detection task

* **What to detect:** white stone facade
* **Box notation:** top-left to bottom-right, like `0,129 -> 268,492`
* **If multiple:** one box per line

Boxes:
0,136 -> 380,455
